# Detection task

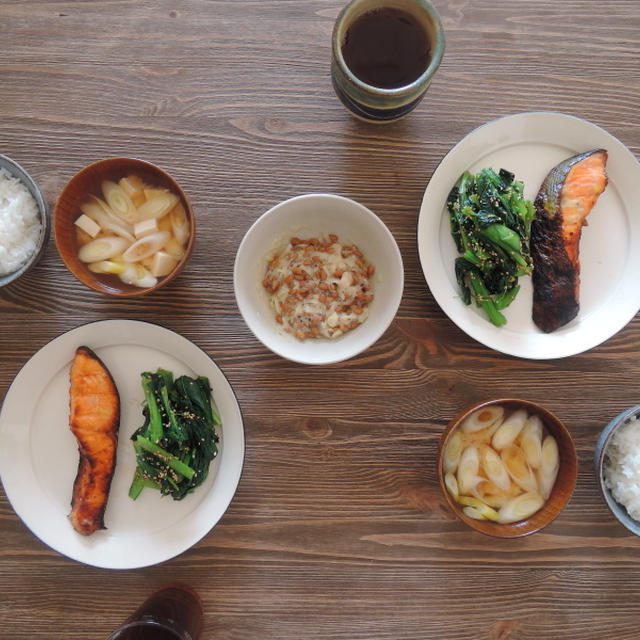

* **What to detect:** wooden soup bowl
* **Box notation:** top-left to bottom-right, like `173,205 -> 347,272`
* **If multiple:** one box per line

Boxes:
53,157 -> 194,297
438,398 -> 577,538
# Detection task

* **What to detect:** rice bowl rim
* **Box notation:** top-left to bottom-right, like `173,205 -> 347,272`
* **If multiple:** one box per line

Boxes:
594,403 -> 640,536
0,154 -> 50,288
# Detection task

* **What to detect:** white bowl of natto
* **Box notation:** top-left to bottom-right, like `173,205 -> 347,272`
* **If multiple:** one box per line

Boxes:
234,193 -> 404,365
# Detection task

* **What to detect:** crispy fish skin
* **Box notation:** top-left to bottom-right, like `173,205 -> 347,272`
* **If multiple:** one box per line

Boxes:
68,346 -> 120,535
531,149 -> 608,333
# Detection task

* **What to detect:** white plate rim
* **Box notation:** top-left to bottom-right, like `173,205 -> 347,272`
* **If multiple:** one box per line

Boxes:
417,111 -> 640,359
0,319 -> 245,569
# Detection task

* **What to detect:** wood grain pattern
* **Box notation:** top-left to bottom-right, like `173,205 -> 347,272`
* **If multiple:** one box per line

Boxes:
1,1 -> 640,638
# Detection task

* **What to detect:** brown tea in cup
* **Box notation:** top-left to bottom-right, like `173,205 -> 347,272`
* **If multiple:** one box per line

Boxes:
341,6 -> 431,89
331,0 -> 445,123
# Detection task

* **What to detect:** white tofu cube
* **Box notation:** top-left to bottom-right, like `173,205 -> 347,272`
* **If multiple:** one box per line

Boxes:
134,218 -> 159,238
74,214 -> 101,238
150,251 -> 178,277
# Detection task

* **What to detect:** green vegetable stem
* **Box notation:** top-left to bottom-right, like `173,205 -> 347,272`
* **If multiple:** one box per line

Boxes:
447,167 -> 535,326
128,368 -> 220,501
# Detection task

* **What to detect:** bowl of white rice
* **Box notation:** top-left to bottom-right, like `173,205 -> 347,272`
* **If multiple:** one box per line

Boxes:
595,404 -> 640,536
0,154 -> 49,288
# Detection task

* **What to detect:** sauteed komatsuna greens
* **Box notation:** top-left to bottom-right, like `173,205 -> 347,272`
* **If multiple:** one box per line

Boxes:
447,168 -> 535,327
128,368 -> 220,501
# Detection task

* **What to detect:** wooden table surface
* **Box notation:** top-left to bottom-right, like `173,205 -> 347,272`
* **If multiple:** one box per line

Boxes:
2,1 -> 640,638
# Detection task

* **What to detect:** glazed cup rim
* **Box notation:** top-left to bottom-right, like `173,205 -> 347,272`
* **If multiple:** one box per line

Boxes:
331,0 -> 445,98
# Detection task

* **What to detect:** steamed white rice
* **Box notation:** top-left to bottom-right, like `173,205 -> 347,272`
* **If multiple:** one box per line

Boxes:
0,167 -> 42,276
603,415 -> 640,522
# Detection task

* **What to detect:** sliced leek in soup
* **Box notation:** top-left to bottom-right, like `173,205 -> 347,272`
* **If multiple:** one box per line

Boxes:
74,174 -> 190,288
443,405 -> 559,524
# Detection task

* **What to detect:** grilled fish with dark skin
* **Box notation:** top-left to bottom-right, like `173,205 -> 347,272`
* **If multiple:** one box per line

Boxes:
68,346 -> 120,535
531,149 -> 608,333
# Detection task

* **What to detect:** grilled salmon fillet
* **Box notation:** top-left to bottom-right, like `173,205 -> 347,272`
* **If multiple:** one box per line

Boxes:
531,149 -> 608,333
68,346 -> 120,535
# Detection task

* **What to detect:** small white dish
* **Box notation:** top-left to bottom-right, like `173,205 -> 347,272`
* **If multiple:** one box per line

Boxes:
0,320 -> 245,569
417,111 -> 640,359
234,193 -> 404,364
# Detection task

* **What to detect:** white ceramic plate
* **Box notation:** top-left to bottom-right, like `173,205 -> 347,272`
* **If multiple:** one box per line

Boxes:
0,320 -> 244,569
418,111 -> 640,359
234,194 -> 404,365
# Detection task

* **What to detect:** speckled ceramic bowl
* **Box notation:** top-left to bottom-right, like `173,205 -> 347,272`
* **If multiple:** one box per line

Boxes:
595,404 -> 640,536
0,154 -> 50,288
331,0 -> 445,122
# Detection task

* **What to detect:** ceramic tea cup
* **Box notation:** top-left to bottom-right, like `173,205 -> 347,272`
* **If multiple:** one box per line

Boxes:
331,0 -> 445,123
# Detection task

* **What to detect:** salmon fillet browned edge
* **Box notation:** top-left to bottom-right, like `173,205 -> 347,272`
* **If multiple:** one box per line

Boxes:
68,346 -> 120,535
531,149 -> 608,333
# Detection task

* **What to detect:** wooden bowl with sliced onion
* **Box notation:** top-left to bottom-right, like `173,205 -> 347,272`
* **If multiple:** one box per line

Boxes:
437,398 -> 577,538
53,157 -> 194,297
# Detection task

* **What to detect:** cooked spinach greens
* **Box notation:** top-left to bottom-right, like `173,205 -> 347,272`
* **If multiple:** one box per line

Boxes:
447,168 -> 535,327
128,369 -> 220,501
